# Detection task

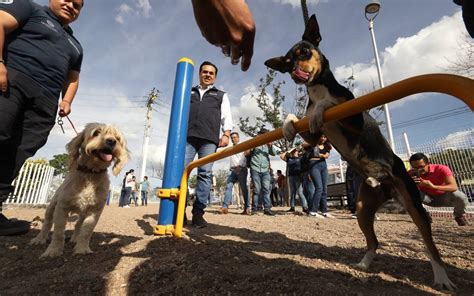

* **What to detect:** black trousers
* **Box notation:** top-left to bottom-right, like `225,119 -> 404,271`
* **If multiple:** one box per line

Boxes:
0,70 -> 57,195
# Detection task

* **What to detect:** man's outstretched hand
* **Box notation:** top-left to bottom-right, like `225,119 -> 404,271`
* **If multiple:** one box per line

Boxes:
192,0 -> 255,71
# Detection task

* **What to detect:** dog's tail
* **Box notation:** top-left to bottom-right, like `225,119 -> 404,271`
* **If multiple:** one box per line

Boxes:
392,155 -> 431,223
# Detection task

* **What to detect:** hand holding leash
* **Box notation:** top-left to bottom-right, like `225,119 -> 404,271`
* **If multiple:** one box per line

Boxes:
58,100 -> 71,117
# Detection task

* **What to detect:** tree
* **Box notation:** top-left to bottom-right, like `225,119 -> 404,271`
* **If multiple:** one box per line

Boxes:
49,153 -> 69,176
238,69 -> 308,152
151,160 -> 164,181
188,175 -> 197,189
445,35 -> 474,78
214,169 -> 228,197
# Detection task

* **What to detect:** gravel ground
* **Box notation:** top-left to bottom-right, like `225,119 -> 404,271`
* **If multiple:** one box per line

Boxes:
1,204 -> 473,295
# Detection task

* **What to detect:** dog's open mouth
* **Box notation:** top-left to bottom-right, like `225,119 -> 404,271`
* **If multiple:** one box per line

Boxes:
93,150 -> 114,162
291,67 -> 310,83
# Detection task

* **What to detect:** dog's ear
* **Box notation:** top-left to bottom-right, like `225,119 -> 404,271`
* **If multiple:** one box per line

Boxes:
264,57 -> 291,73
302,14 -> 322,46
112,138 -> 130,176
66,130 -> 85,169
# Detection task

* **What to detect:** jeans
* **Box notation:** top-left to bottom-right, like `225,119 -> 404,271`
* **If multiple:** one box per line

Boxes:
130,191 -> 138,206
222,167 -> 249,209
184,138 -> 217,216
288,175 -> 308,209
309,160 -> 328,213
141,190 -> 148,206
302,173 -> 314,203
251,170 -> 272,212
420,190 -> 469,218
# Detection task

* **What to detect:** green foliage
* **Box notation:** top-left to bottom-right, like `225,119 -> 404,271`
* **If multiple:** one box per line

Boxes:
214,169 -> 228,195
49,153 -> 69,176
238,69 -> 309,152
189,175 -> 198,189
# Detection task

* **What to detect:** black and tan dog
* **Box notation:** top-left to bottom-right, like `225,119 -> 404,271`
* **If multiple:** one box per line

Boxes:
265,15 -> 455,291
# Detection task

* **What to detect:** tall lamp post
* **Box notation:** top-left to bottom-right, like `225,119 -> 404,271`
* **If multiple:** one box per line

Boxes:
365,1 -> 395,151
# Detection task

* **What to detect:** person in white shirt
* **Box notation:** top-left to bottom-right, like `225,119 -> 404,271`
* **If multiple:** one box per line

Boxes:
219,132 -> 250,215
184,61 -> 233,227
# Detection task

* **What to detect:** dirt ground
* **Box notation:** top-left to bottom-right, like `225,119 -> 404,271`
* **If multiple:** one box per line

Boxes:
1,204 -> 473,295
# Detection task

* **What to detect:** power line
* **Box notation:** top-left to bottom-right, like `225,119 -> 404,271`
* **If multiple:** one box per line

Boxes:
393,107 -> 470,129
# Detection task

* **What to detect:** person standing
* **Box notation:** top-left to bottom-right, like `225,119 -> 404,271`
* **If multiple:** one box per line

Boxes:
0,0 -> 84,236
276,170 -> 286,206
219,132 -> 250,215
140,176 -> 150,206
247,128 -> 276,216
123,169 -> 134,208
306,136 -> 333,218
184,61 -> 233,228
409,152 -> 469,226
280,147 -> 309,214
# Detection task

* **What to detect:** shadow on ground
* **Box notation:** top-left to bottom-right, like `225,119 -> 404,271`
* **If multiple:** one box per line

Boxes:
1,217 -> 473,295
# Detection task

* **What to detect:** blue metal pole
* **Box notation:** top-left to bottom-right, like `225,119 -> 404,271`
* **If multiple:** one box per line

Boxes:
155,57 -> 194,235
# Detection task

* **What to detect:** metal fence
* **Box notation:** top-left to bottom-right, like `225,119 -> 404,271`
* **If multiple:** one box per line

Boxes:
5,162 -> 55,205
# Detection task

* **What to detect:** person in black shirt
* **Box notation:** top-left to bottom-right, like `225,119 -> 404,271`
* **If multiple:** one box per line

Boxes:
0,0 -> 84,236
305,136 -> 334,218
280,147 -> 309,214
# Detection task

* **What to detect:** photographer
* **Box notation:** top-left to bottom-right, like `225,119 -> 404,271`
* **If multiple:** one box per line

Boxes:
409,153 -> 469,226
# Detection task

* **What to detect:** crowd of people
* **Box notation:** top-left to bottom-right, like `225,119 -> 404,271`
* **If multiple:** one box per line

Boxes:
117,169 -> 151,208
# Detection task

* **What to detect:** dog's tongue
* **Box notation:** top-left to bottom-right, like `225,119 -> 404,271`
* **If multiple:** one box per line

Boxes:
293,68 -> 309,81
99,153 -> 113,162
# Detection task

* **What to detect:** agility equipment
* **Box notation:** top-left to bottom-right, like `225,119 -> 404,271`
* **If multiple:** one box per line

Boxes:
154,58 -> 194,235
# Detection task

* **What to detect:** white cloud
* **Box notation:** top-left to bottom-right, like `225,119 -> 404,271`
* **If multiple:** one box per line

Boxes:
115,1 -> 153,25
334,12 -> 465,107
435,128 -> 473,150
271,0 -> 327,8
136,0 -> 152,18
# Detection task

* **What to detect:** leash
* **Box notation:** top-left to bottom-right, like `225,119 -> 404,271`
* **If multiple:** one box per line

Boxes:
57,115 -> 79,136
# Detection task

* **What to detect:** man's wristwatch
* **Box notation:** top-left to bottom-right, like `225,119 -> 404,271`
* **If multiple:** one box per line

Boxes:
0,59 -> 5,64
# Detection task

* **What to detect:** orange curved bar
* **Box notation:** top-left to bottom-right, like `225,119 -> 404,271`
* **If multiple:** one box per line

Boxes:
173,74 -> 473,237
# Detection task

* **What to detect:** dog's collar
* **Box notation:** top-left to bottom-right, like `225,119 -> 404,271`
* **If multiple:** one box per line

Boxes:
77,165 -> 108,174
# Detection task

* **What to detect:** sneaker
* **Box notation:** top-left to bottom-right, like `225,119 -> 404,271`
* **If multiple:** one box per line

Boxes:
0,214 -> 30,236
124,205 -> 130,208
218,207 -> 229,214
455,215 -> 468,226
323,213 -> 335,218
264,210 -> 275,216
302,207 -> 309,215
351,213 -> 357,219
286,207 -> 295,212
241,208 -> 252,215
375,215 -> 380,221
192,214 -> 208,228
309,211 -> 324,218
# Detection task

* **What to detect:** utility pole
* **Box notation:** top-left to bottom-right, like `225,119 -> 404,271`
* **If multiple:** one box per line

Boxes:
139,88 -> 158,198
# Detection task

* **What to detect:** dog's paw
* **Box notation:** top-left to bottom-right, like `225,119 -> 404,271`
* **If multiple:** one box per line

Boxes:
30,236 -> 47,245
283,114 -> 298,141
40,247 -> 63,258
432,262 -> 457,291
73,246 -> 93,255
365,177 -> 381,188
352,261 -> 370,271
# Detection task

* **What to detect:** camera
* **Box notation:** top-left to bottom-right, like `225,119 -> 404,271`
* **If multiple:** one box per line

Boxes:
414,169 -> 422,178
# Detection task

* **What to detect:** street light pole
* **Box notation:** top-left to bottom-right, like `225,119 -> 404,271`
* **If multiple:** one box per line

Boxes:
365,1 -> 395,151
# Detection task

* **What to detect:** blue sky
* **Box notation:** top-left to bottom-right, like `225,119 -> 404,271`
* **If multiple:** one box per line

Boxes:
32,0 -> 473,186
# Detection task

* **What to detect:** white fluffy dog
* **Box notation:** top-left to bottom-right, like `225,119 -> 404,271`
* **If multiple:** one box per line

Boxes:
30,123 -> 129,257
